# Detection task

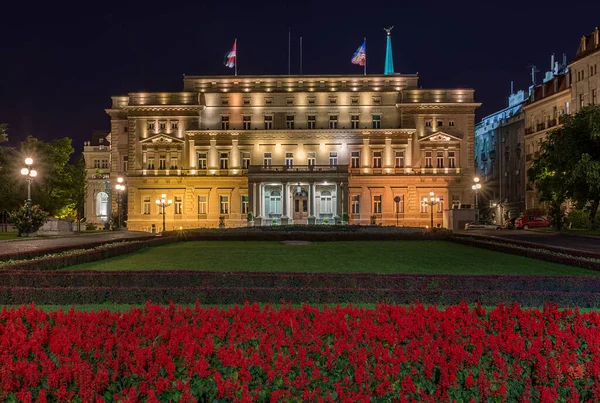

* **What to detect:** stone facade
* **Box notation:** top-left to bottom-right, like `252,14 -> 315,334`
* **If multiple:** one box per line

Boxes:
570,27 -> 600,113
82,131 -> 114,226
88,74 -> 479,232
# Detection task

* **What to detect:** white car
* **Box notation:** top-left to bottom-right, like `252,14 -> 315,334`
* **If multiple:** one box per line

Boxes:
465,221 -> 503,230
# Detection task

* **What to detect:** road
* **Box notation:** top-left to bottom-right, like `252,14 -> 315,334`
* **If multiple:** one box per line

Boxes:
457,229 -> 600,253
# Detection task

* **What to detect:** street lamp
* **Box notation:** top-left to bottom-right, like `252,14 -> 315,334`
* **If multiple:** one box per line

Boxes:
472,177 -> 482,223
422,191 -> 440,229
115,177 -> 126,230
20,158 -> 37,214
155,193 -> 172,235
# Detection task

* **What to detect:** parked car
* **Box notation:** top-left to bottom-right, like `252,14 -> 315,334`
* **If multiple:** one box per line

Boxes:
504,218 -> 517,230
515,215 -> 549,230
465,221 -> 503,230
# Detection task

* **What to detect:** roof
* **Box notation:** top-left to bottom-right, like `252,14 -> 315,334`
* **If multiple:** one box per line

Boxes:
573,27 -> 600,62
526,73 -> 569,106
89,130 -> 110,147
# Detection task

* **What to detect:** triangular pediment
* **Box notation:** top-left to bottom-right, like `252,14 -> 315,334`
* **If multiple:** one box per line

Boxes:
419,131 -> 462,143
140,134 -> 185,144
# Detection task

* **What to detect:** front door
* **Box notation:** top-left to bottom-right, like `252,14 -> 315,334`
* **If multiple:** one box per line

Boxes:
293,191 -> 308,221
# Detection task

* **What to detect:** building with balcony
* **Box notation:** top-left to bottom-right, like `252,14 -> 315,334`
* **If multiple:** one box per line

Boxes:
89,73 -> 479,232
82,131 -> 114,225
474,89 -> 527,224
570,27 -> 600,113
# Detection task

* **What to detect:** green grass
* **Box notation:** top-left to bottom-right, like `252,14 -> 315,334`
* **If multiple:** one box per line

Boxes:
64,240 -> 599,276
0,232 -> 19,240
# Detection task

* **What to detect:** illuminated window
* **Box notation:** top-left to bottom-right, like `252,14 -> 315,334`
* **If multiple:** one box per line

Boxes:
307,115 -> 316,129
219,153 -> 229,169
580,94 -> 585,108
307,152 -> 316,166
351,151 -> 360,168
263,152 -> 272,167
421,200 -> 428,213
286,115 -> 295,129
372,151 -> 382,168
372,195 -> 382,214
241,152 -> 251,169
174,197 -> 183,214
221,116 -> 230,130
198,196 -> 207,215
143,197 -> 151,215
395,151 -> 404,168
320,190 -> 332,214
285,152 -> 294,167
329,115 -> 338,129
241,195 -> 249,214
269,191 -> 281,215
264,115 -> 273,130
372,115 -> 381,129
351,195 -> 360,214
351,115 -> 360,129
243,115 -> 251,130
197,153 -> 207,169
219,195 -> 229,214
437,196 -> 444,213
329,152 -> 338,166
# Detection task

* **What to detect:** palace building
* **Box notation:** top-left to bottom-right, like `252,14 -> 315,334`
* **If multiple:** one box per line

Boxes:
83,73 -> 479,232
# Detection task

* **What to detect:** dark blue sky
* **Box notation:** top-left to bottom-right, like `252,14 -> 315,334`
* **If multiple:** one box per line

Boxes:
1,0 -> 599,149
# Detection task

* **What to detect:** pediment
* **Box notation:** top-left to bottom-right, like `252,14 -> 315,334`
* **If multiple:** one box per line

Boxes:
140,134 -> 185,144
419,131 -> 462,143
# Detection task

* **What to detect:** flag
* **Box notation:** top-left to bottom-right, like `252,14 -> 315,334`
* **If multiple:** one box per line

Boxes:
224,39 -> 237,68
352,41 -> 366,66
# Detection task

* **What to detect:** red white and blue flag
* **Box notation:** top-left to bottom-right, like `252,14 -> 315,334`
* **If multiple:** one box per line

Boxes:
352,40 -> 366,66
224,39 -> 237,68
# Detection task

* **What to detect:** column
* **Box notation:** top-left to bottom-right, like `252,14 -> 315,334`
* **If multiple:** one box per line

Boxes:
334,183 -> 341,223
208,138 -> 218,170
231,138 -> 240,168
252,183 -> 257,218
406,136 -> 413,169
384,138 -> 393,169
308,182 -> 316,224
281,183 -> 289,225
255,183 -> 263,226
188,139 -> 196,168
361,138 -> 370,168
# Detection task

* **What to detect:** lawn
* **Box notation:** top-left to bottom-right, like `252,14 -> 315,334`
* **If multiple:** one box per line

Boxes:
0,232 -> 19,240
65,240 -> 598,276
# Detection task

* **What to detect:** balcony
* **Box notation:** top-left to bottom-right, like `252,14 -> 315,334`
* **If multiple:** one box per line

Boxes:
547,118 -> 557,128
525,127 -> 534,135
248,165 -> 348,174
536,122 -> 546,132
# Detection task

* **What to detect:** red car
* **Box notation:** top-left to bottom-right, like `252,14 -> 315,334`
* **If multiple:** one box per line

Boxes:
515,215 -> 549,230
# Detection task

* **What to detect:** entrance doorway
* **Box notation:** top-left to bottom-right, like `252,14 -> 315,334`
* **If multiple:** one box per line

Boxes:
293,190 -> 308,221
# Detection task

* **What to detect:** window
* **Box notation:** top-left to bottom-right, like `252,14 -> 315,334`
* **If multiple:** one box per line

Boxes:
286,115 -> 294,129
351,195 -> 360,214
243,98 -> 250,106
351,97 -> 359,105
425,120 -> 432,127
285,152 -> 294,166
421,199 -> 428,213
241,195 -> 249,214
372,151 -> 382,168
307,115 -> 316,129
94,159 -> 109,169
123,127 -> 128,133
580,94 -> 585,108
221,116 -> 230,130
448,151 -> 456,168
264,115 -> 273,130
351,151 -> 360,168
372,115 -> 381,129
147,157 -> 155,170
147,121 -> 155,130
241,152 -> 251,169
198,196 -> 207,215
159,121 -> 166,130
221,97 -> 229,106
174,196 -> 183,214
329,97 -> 337,105
437,196 -> 444,213
269,191 -> 281,215
372,195 -> 382,214
593,89 -> 598,105
265,97 -> 273,105
197,153 -> 207,169
449,120 -> 455,127
437,120 -> 443,127
320,190 -> 332,214
351,114 -> 360,129
329,152 -> 338,166
372,97 -> 381,105
263,152 -> 272,167
308,97 -> 315,105
394,196 -> 404,213
159,155 -> 166,170
452,195 -> 460,208
437,151 -> 444,168
219,153 -> 229,169
171,121 -> 179,130
243,115 -> 251,130
219,195 -> 229,214
143,197 -> 151,215
170,155 -> 178,169
425,151 -> 432,168
395,151 -> 404,168
307,152 -> 316,166
286,98 -> 294,105
329,115 -> 338,129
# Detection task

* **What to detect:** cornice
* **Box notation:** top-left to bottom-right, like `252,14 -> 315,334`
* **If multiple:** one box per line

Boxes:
185,128 -> 416,139
396,103 -> 481,111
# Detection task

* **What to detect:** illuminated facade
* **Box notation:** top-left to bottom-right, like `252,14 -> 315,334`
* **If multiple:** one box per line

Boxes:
83,131 -> 113,226
570,27 -> 600,113
88,74 -> 479,232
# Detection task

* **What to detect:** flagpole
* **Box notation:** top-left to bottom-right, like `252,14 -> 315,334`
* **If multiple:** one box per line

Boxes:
234,38 -> 238,77
364,37 -> 367,76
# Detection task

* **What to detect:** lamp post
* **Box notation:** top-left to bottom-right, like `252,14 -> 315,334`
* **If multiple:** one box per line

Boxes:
20,158 -> 37,215
155,193 -> 172,235
422,191 -> 440,228
115,177 -> 125,230
472,177 -> 482,223
394,196 -> 401,226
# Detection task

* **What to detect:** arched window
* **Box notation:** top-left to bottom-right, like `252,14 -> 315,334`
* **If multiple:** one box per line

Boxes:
96,192 -> 109,222
320,190 -> 332,214
269,190 -> 281,215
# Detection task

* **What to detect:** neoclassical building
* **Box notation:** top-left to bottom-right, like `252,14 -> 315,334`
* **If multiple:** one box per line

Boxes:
85,74 -> 479,231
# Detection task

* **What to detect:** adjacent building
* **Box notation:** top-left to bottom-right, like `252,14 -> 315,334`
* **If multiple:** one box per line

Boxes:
82,131 -> 112,227
570,27 -> 600,113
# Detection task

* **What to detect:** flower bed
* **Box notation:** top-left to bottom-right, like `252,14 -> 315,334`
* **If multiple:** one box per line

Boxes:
0,302 -> 599,402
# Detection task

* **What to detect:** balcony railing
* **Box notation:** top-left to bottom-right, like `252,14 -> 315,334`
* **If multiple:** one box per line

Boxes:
536,122 -> 546,131
547,118 -> 557,128
525,127 -> 534,135
248,165 -> 348,174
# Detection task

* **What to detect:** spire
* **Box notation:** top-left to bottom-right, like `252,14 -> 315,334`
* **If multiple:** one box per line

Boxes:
384,26 -> 394,75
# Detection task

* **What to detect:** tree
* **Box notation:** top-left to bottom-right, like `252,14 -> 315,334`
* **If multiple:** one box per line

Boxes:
60,155 -> 87,231
528,106 -> 600,230
0,124 -> 7,144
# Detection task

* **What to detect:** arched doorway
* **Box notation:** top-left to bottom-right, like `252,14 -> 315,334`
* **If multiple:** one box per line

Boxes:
293,189 -> 308,221
96,192 -> 109,222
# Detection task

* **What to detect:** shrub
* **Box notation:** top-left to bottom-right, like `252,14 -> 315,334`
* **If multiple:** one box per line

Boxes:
85,222 -> 98,231
8,204 -> 49,235
218,215 -> 226,227
567,209 -> 590,229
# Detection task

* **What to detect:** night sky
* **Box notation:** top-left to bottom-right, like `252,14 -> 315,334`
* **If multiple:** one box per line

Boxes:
1,0 -> 599,151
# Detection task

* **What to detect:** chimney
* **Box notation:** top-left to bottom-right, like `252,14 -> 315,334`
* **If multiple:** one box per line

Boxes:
551,53 -> 555,72
596,27 -> 599,47
554,78 -> 558,93
542,83 -> 547,98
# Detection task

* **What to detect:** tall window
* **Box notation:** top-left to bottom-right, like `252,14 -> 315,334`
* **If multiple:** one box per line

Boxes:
143,197 -> 151,215
425,120 -> 432,127
329,152 -> 338,166
307,152 -> 316,166
285,152 -> 294,166
122,156 -> 128,172
264,115 -> 273,130
241,152 -> 251,169
329,115 -> 338,129
170,155 -> 178,169
269,191 -> 281,215
593,89 -> 598,105
171,121 -> 179,130
580,94 -> 585,108
448,151 -> 456,168
263,152 -> 272,167
159,155 -> 166,170
241,195 -> 249,214
219,153 -> 229,169
174,197 -> 183,214
219,195 -> 229,214
372,151 -> 382,168
437,196 -> 444,213
372,195 -> 382,214
307,115 -> 316,129
197,153 -> 207,169
395,151 -> 404,168
394,196 -> 404,213
436,151 -> 444,168
147,157 -> 155,169
221,116 -> 230,130
351,195 -> 360,214
452,195 -> 460,208
320,190 -> 332,214
147,121 -> 155,130
351,115 -> 360,129
425,151 -> 432,168
421,200 -> 428,213
159,122 -> 166,130
286,115 -> 295,129
198,196 -> 208,215
449,120 -> 455,127
372,115 -> 381,129
243,115 -> 251,130
351,151 -> 360,168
